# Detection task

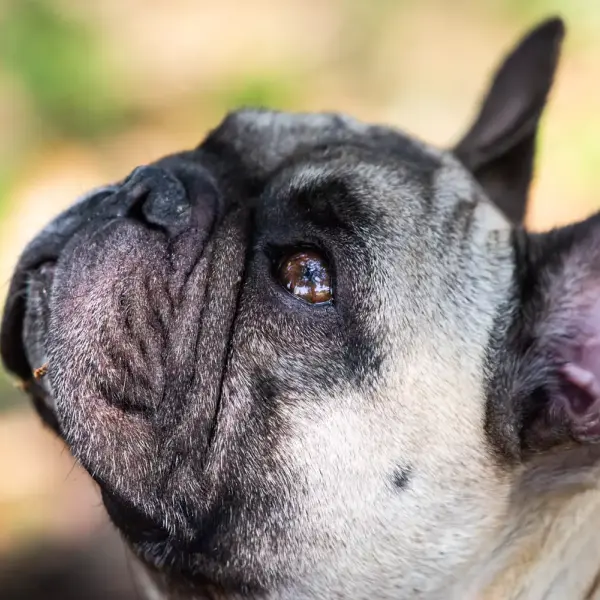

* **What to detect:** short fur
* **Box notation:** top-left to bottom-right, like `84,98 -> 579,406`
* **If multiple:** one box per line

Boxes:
4,17 -> 600,600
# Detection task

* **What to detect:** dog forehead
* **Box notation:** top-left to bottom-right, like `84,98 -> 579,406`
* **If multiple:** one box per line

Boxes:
214,107 -> 368,147
205,107 -> 444,178
200,108 -> 505,240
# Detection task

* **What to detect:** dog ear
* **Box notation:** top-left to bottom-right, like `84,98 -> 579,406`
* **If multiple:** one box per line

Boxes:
453,18 -> 565,224
487,213 -> 600,460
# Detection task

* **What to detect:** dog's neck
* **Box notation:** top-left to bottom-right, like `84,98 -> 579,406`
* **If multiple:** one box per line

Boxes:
470,451 -> 600,600
132,451 -> 600,600
136,488 -> 600,600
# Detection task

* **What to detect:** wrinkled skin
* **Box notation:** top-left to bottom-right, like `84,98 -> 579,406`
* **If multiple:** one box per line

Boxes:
5,18 -> 600,600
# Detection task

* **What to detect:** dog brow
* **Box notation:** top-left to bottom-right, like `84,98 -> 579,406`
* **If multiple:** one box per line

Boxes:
282,172 -> 384,236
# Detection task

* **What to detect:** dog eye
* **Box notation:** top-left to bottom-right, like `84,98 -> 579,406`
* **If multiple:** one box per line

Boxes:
277,250 -> 332,304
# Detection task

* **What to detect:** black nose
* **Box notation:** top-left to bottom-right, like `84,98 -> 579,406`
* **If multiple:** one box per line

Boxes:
0,161 -> 219,385
116,165 -> 196,237
113,164 -> 220,238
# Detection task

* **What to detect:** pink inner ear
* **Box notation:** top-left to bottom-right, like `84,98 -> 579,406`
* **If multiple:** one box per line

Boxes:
559,336 -> 600,439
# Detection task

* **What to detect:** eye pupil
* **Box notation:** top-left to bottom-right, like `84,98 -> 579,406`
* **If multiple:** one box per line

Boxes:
278,250 -> 333,304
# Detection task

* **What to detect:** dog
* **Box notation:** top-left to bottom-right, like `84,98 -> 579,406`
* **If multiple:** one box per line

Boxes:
3,16 -> 600,600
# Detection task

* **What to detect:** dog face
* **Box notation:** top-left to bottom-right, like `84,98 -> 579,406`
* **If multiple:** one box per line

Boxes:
4,18 -> 600,600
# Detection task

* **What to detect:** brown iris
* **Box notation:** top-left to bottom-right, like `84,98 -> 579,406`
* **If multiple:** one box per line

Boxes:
278,250 -> 333,304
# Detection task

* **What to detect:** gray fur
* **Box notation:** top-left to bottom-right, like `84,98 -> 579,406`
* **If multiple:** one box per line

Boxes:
6,17 -> 600,600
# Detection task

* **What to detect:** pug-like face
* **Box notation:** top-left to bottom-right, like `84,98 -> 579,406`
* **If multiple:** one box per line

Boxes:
5,18 -> 600,600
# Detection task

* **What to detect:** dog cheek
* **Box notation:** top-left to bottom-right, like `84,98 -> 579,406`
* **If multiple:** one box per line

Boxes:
39,234 -> 170,493
52,232 -> 170,407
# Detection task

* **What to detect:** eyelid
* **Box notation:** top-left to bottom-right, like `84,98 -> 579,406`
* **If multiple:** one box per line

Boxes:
266,243 -> 332,269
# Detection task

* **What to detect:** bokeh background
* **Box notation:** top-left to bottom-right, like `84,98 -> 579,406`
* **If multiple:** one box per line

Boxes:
0,0 -> 599,597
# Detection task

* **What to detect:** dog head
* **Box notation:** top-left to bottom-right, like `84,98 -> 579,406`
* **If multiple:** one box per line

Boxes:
3,17 -> 597,600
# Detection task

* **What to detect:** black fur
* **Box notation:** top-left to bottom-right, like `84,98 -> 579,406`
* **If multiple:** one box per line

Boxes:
1,18 -> 584,599
454,17 -> 564,224
392,466 -> 412,490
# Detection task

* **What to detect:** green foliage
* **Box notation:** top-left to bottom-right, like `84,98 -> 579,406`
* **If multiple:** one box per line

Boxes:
0,0 -> 131,139
213,73 -> 301,111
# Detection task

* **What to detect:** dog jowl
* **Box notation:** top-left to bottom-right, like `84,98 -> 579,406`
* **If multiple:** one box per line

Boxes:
3,17 -> 600,600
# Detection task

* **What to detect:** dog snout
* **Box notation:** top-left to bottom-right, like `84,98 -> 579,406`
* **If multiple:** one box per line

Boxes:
115,165 -> 198,237
117,163 -> 222,238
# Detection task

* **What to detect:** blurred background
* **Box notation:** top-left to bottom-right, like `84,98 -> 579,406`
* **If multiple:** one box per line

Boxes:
0,0 -> 599,597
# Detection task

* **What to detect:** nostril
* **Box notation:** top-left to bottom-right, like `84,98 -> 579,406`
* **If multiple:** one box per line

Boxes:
127,187 -> 177,235
117,165 -> 220,238
120,165 -> 194,237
